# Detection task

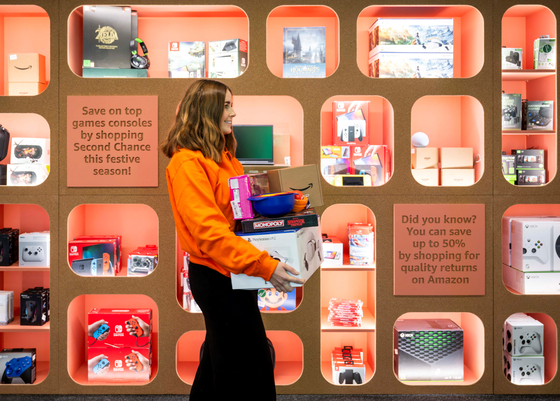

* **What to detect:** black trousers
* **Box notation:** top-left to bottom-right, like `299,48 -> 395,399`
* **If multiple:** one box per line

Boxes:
188,261 -> 276,400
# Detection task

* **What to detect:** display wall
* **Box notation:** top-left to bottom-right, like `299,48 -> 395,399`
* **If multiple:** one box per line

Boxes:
0,0 -> 559,396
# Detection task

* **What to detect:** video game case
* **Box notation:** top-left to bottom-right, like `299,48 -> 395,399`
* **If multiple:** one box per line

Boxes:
240,210 -> 319,233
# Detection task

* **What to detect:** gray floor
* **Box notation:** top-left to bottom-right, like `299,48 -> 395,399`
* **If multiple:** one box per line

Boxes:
0,396 -> 559,400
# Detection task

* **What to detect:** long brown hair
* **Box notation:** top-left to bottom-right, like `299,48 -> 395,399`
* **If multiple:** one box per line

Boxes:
161,79 -> 237,162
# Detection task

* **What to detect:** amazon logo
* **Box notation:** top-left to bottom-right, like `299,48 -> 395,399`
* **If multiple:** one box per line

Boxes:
14,65 -> 32,71
289,183 -> 313,192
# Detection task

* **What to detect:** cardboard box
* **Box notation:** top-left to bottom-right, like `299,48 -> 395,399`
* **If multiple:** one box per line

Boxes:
88,308 -> 152,348
502,48 -> 523,69
0,348 -> 36,384
411,147 -> 438,169
208,39 -> 248,78
282,27 -> 326,78
440,148 -> 473,169
88,346 -> 151,382
241,210 -> 319,234
232,225 -> 323,290
503,264 -> 560,295
503,351 -> 545,385
441,169 -> 475,186
332,101 -> 369,146
8,54 -> 46,83
19,232 -> 50,267
502,93 -> 522,129
168,41 -> 205,78
10,138 -> 50,165
526,101 -> 554,130
7,164 -> 48,186
8,82 -> 47,96
267,165 -> 323,208
534,36 -> 556,69
273,132 -> 291,166
412,168 -> 439,186
321,236 -> 343,267
369,52 -> 453,78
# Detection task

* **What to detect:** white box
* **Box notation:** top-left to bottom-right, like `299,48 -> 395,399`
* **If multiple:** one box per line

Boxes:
19,232 -> 50,267
502,216 -> 558,267
503,350 -> 544,385
534,36 -> 556,69
168,41 -> 205,78
502,48 -> 523,69
7,164 -> 49,186
511,218 -> 560,272
503,264 -> 560,295
504,316 -> 544,357
503,313 -> 539,353
208,39 -> 247,78
232,226 -> 323,290
369,52 -> 453,78
10,138 -> 50,165
0,291 -> 14,325
322,237 -> 343,267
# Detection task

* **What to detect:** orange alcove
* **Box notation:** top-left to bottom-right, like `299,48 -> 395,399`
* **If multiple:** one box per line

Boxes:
320,204 -> 376,384
501,5 -> 557,185
0,5 -> 50,96
68,5 -> 248,78
0,204 -> 50,384
67,294 -> 159,385
266,5 -> 339,79
357,5 -> 484,78
411,96 -> 484,186
176,330 -> 302,386
67,204 -> 159,277
394,312 -> 484,386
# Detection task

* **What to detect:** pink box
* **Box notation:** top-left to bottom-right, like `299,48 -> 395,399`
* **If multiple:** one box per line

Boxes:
229,174 -> 269,220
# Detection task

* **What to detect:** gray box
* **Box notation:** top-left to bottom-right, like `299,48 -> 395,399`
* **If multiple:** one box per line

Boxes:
502,93 -> 522,129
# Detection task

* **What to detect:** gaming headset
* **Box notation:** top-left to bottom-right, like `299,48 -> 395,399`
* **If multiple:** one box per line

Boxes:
130,38 -> 150,69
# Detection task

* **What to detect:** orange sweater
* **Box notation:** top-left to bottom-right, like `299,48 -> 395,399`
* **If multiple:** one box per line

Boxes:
166,148 -> 278,281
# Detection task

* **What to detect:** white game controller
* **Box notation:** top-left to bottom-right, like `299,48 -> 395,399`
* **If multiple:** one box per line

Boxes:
518,332 -> 543,354
21,246 -> 44,262
523,238 -> 549,266
518,364 -> 543,384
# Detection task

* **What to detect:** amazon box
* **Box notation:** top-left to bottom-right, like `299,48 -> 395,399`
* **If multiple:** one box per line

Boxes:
412,169 -> 439,186
8,54 -> 46,83
267,165 -> 323,207
440,148 -> 473,169
411,147 -> 438,169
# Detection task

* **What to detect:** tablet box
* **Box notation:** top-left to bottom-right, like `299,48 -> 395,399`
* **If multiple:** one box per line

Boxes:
7,164 -> 49,186
232,225 -> 324,290
88,346 -> 151,383
88,308 -> 152,349
412,168 -> 439,186
369,52 -> 453,78
526,101 -> 554,130
332,101 -> 369,146
8,82 -> 48,96
322,236 -> 343,267
19,232 -> 50,267
441,169 -> 475,186
517,169 -> 546,185
534,36 -> 556,69
0,349 -> 36,384
267,165 -> 323,208
411,147 -> 438,169
503,351 -> 545,385
502,48 -> 523,69
168,41 -> 205,78
440,148 -> 473,169
514,149 -> 545,169
8,54 -> 46,83
502,93 -> 522,130
208,39 -> 248,78
502,264 -> 560,295
10,138 -> 50,165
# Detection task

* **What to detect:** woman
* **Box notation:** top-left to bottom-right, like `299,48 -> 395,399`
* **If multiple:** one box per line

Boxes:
162,79 -> 303,400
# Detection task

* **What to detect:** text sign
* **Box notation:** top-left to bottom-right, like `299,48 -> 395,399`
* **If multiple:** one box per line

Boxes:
67,96 -> 158,187
394,204 -> 485,296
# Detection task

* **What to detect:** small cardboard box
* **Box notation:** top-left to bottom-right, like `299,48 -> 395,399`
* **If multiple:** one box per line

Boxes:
440,148 -> 473,169
534,36 -> 556,69
88,346 -> 151,383
8,82 -> 47,96
441,169 -> 475,186
88,308 -> 152,349
273,132 -> 291,166
502,48 -> 523,69
411,147 -> 438,169
267,165 -> 323,207
412,168 -> 439,186
8,54 -> 46,83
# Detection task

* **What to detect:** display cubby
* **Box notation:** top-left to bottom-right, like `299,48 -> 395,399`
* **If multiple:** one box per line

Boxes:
320,204 -> 375,384
501,5 -> 557,185
176,330 -> 303,385
356,5 -> 484,78
67,204 -> 158,277
411,96 -> 485,186
0,5 -> 50,96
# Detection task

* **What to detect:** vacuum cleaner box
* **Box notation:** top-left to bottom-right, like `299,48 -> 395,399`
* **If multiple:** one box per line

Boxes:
232,225 -> 324,290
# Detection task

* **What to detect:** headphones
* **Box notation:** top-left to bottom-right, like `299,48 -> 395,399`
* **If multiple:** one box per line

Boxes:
130,38 -> 150,69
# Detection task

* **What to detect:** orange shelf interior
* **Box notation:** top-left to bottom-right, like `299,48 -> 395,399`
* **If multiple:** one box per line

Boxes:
0,5 -> 50,96
67,204 -> 159,277
501,5 -> 557,184
411,96 -> 485,185
0,113 -> 51,167
68,5 -> 248,78
266,5 -> 339,78
395,312 -> 485,386
67,294 -> 159,386
356,5 -> 484,78
176,330 -> 303,386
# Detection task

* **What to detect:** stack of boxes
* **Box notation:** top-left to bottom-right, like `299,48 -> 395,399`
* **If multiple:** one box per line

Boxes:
411,147 -> 474,186
87,308 -> 152,383
501,149 -> 546,186
503,314 -> 545,385
368,19 -> 454,78
8,54 -> 47,96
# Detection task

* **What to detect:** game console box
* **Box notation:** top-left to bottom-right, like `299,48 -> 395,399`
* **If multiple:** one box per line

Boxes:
0,348 -> 36,384
68,239 -> 118,276
534,36 -> 556,69
517,169 -> 546,185
19,232 -> 50,267
229,174 -> 270,220
7,164 -> 49,186
394,319 -> 464,382
233,225 -> 324,290
321,146 -> 350,176
10,138 -> 50,165
368,52 -> 453,78
257,287 -> 296,311
502,154 -> 517,184
504,316 -> 544,356
502,48 -> 523,69
240,210 -> 319,234
503,264 -> 560,295
411,147 -> 438,169
168,41 -> 205,78
368,18 -> 453,57
350,145 -> 391,185
348,223 -> 374,266
88,346 -> 151,383
510,217 -> 560,271
88,308 -> 152,349
74,235 -> 122,272
0,228 -> 19,266
412,168 -> 439,186
513,149 -> 545,169
322,236 -> 343,267
127,245 -> 158,276
332,101 -> 369,146
503,350 -> 545,385
502,313 -> 540,349
502,93 -> 522,130
208,39 -> 248,78
526,101 -> 554,130
0,291 -> 14,325
20,289 -> 48,326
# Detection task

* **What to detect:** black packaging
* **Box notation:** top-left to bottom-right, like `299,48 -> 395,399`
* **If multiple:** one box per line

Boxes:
0,125 -> 10,162
513,149 -> 545,169
241,209 -> 319,233
20,288 -> 48,326
0,228 -> 19,266
0,348 -> 36,384
517,169 -> 546,185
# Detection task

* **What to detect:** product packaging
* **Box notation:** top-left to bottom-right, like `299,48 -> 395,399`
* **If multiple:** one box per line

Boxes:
283,27 -> 326,78
168,41 -> 205,78
348,223 -> 374,266
208,39 -> 247,78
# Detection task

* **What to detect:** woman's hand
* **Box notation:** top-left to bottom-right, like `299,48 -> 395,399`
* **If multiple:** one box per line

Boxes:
269,262 -> 305,293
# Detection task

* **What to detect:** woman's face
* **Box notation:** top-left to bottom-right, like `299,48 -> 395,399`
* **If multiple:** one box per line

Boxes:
221,90 -> 236,135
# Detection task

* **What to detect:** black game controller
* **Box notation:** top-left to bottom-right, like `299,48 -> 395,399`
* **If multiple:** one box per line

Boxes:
339,369 -> 363,385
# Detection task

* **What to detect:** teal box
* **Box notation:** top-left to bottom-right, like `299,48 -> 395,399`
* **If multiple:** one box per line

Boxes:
82,68 -> 148,78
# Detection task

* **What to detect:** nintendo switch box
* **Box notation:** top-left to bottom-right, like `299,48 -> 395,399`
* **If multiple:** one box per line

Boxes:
68,239 -> 118,276
349,145 -> 391,185
168,41 -> 205,78
0,348 -> 36,384
73,235 -> 122,272
369,52 -> 453,78
332,101 -> 369,146
88,308 -> 152,349
88,346 -> 151,383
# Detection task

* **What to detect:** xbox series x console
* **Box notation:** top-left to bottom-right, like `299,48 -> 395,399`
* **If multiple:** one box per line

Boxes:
394,319 -> 464,382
